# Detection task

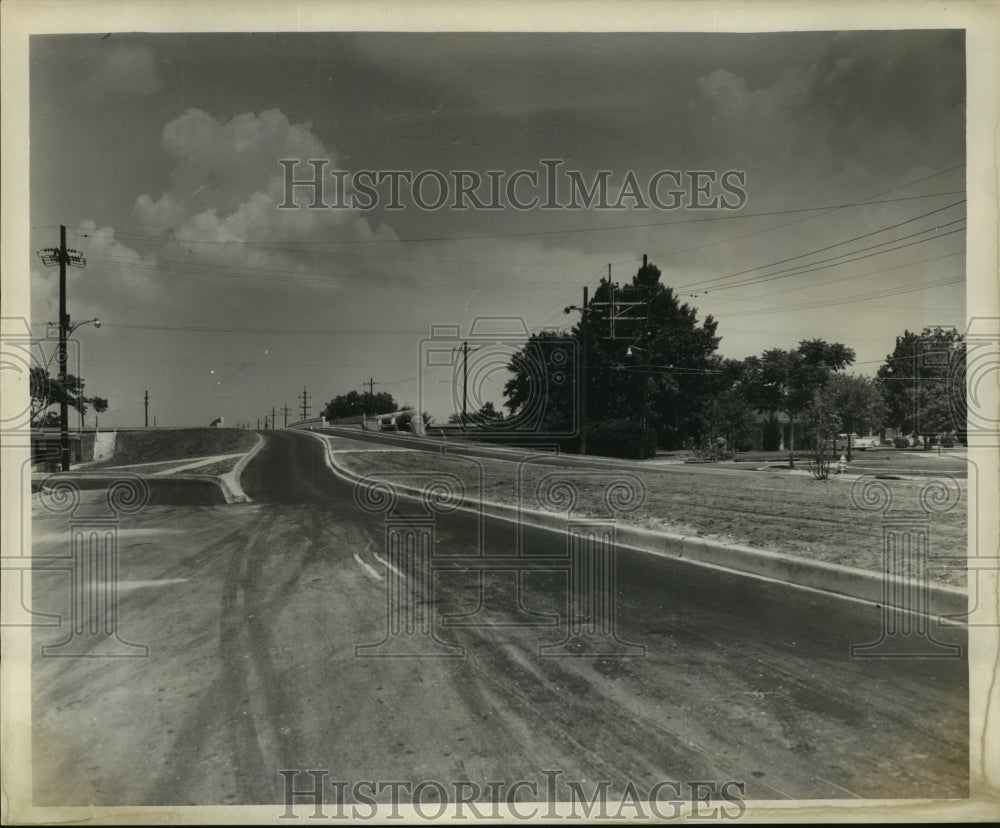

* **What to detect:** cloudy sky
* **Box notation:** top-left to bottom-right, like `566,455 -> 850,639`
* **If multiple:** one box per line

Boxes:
26,29 -> 967,427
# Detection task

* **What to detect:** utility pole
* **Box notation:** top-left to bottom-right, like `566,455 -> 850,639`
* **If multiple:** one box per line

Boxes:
461,344 -> 469,425
144,390 -> 149,428
564,287 -> 590,455
451,343 -> 482,427
257,417 -> 260,430
364,376 -> 380,415
37,225 -> 86,471
283,403 -> 291,428
300,386 -> 311,420
271,405 -> 277,430
581,286 -> 588,455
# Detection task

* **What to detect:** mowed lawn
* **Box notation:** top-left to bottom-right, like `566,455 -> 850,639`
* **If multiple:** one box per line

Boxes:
335,449 -> 968,588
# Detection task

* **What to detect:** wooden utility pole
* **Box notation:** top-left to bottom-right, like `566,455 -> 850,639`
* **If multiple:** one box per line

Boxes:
364,377 -> 380,415
580,286 -> 588,455
283,403 -> 291,428
144,390 -> 149,428
36,226 -> 86,470
461,344 -> 469,424
300,386 -> 310,420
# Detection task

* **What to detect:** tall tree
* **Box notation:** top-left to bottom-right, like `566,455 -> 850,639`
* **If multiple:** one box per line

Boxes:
503,330 -> 578,436
504,260 -> 722,454
876,326 -> 965,447
742,339 -> 855,466
580,261 -> 721,450
816,373 -> 887,459
697,356 -> 757,449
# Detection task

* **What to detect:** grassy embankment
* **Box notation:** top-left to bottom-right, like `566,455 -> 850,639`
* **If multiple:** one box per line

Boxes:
333,446 -> 968,587
88,428 -> 258,476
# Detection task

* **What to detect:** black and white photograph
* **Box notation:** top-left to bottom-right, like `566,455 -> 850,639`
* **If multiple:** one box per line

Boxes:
2,0 -> 999,823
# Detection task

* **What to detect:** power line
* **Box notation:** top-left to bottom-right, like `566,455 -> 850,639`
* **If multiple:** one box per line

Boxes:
704,248 -> 965,309
89,188 -> 965,251
674,201 -> 965,292
723,274 -> 964,317
621,162 -> 967,268
82,253 -> 589,288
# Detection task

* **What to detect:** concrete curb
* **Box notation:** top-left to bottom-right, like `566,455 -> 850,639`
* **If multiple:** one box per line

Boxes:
306,431 -> 967,619
219,433 -> 265,503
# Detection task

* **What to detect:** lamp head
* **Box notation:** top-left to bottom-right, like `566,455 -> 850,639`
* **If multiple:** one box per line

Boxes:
93,319 -> 101,329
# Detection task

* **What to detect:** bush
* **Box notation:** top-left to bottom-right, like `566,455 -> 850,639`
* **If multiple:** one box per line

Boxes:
940,433 -> 956,448
584,418 -> 658,460
892,435 -> 910,449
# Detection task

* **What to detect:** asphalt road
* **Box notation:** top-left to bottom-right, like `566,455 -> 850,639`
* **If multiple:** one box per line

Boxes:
30,429 -> 968,809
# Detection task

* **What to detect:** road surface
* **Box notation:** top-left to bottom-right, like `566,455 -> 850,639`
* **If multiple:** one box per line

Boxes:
30,429 -> 968,809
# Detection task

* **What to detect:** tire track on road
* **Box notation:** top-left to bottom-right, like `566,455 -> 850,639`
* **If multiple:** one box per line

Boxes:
218,510 -> 276,802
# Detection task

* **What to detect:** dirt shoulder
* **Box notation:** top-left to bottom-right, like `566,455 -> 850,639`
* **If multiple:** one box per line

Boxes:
331,446 -> 967,588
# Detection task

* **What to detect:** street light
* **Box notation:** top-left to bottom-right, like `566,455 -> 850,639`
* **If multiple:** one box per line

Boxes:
44,317 -> 101,439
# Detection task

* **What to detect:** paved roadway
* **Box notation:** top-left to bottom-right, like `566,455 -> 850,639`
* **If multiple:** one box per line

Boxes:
30,429 -> 968,808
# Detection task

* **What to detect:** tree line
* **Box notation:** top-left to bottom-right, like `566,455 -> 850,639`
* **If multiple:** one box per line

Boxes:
500,259 -> 966,460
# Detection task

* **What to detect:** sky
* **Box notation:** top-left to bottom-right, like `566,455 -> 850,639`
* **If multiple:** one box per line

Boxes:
25,29 -> 967,428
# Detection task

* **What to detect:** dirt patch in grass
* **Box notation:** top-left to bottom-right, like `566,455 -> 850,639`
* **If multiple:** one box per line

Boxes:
335,449 -> 968,588
188,458 -> 240,477
89,429 -> 257,468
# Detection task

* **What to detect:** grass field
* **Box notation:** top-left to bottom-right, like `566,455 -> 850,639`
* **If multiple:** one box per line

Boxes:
334,448 -> 968,587
89,428 -> 257,469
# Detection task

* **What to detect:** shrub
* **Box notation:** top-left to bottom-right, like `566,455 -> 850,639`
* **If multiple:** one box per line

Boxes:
940,432 -> 956,448
893,435 -> 910,449
807,440 -> 836,479
584,418 -> 658,460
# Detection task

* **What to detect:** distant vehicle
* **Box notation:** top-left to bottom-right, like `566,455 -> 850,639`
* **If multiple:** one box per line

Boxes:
836,433 -> 879,450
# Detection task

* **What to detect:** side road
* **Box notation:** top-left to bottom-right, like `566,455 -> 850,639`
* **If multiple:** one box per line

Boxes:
31,433 -> 265,504
307,430 -> 967,619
